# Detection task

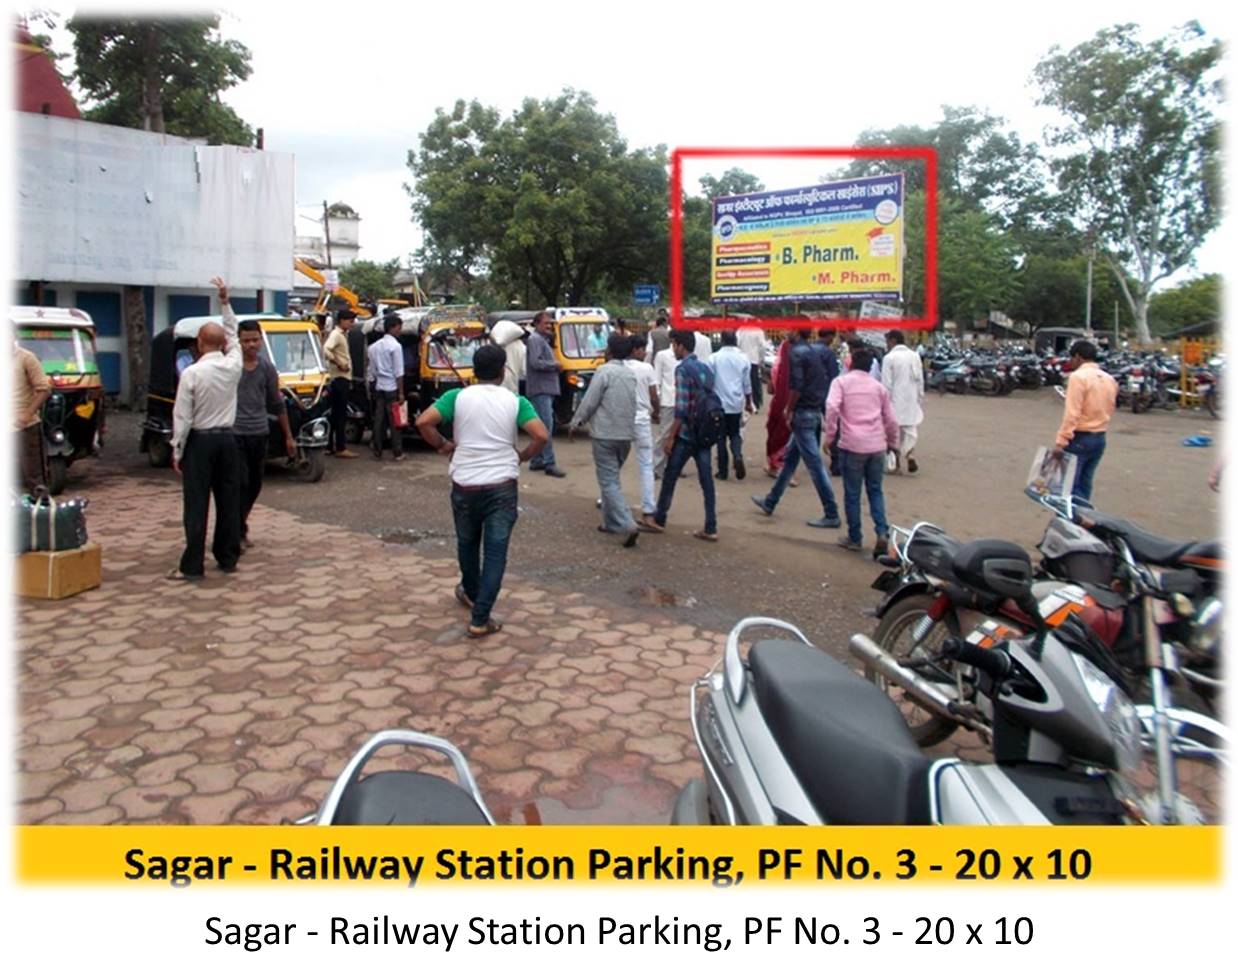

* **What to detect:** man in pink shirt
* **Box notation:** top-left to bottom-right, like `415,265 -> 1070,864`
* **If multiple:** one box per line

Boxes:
824,347 -> 900,556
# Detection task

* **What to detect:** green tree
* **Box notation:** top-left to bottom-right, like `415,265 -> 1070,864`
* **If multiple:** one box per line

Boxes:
937,200 -> 1021,327
68,15 -> 254,146
1034,21 -> 1222,343
408,90 -> 667,306
339,259 -> 402,302
1148,273 -> 1220,334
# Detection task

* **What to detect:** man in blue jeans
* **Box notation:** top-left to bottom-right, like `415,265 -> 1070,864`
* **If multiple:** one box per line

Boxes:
641,330 -> 718,541
415,345 -> 548,638
1053,339 -> 1117,504
751,329 -> 840,527
524,310 -> 567,477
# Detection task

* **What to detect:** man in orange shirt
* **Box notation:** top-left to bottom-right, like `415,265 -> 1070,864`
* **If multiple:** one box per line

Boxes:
1052,339 -> 1117,503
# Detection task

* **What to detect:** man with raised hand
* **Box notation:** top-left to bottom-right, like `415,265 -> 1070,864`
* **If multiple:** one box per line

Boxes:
169,276 -> 244,580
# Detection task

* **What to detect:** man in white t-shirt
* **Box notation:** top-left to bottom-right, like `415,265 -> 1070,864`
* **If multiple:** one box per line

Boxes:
626,333 -> 661,520
736,325 -> 766,411
652,340 -> 680,478
414,345 -> 548,638
693,329 -> 714,365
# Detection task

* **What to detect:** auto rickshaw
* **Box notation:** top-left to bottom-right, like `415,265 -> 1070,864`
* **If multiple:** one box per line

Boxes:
141,313 -> 332,482
11,306 -> 106,494
551,306 -> 613,424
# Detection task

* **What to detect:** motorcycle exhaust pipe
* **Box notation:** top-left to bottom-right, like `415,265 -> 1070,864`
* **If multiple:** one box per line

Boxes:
849,634 -> 982,730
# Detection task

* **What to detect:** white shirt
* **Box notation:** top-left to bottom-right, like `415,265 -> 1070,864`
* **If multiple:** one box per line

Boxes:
444,384 -> 527,485
693,332 -> 713,365
171,304 -> 242,461
624,357 -> 656,424
366,334 -> 403,392
736,327 -> 766,365
653,347 -> 678,409
881,344 -> 925,426
710,346 -> 752,414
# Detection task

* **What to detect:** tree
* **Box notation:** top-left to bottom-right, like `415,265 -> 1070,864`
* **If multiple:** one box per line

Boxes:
1148,273 -> 1220,334
1033,21 -> 1222,343
339,259 -> 402,302
408,90 -> 667,306
68,15 -> 254,146
937,199 -> 1021,327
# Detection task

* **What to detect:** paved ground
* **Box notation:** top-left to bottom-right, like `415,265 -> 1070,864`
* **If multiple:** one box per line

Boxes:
15,388 -> 1223,823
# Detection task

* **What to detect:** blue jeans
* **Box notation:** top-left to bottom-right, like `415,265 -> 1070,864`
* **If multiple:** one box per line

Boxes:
655,436 -> 717,534
839,450 -> 888,546
1066,431 -> 1106,504
529,393 -> 557,468
762,409 -> 838,518
450,482 -> 519,627
593,438 -> 638,533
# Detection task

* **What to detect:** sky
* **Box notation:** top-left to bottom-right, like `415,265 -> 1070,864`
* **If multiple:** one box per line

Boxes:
14,0 -> 1237,285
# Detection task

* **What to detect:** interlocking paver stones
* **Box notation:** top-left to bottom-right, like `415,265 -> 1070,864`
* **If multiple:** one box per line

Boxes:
26,465 -> 1080,827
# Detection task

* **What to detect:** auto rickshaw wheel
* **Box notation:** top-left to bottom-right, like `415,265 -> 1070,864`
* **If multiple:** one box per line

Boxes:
295,449 -> 326,483
46,457 -> 68,495
147,440 -> 173,468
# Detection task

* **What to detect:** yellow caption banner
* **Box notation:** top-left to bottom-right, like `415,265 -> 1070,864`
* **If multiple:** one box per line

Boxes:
15,826 -> 1221,887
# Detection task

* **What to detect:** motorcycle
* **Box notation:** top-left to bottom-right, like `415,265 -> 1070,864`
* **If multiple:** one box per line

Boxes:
855,496 -> 1225,824
674,615 -> 1158,825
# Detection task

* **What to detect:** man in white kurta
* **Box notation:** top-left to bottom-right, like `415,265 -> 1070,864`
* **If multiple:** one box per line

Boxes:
881,329 -> 924,474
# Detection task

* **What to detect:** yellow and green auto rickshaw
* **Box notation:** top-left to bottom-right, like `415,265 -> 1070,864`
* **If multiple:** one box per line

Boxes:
11,305 -> 105,494
142,313 -> 332,481
551,306 -> 613,424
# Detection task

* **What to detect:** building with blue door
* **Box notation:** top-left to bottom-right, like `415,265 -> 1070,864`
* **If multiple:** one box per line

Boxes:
13,112 -> 296,405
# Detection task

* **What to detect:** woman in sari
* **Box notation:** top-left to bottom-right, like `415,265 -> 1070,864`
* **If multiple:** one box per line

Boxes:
764,336 -> 793,476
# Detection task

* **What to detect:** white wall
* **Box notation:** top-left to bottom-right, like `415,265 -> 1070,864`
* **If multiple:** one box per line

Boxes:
16,114 -> 295,292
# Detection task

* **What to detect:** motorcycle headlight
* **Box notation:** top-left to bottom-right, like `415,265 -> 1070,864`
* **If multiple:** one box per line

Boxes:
1189,597 -> 1222,661
1073,654 -> 1142,779
307,419 -> 328,440
50,428 -> 66,444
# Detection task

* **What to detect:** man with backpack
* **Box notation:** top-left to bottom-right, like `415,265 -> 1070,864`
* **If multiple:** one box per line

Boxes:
751,328 -> 841,528
640,329 -> 721,542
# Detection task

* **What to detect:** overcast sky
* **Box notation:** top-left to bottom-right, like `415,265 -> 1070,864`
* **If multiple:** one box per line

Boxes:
23,0 -> 1236,284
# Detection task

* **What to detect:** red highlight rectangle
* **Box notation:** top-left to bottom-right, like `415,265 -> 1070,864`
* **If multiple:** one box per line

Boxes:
669,146 -> 938,331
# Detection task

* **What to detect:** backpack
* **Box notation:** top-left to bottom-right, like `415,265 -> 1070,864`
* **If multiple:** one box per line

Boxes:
690,365 -> 726,448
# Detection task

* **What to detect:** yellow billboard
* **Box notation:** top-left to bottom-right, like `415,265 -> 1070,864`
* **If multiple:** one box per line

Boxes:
710,174 -> 905,304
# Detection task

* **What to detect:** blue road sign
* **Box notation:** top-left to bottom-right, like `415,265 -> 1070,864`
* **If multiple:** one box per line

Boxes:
634,284 -> 660,306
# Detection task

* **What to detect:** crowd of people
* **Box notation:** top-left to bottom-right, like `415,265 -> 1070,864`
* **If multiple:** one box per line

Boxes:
124,283 -> 1132,647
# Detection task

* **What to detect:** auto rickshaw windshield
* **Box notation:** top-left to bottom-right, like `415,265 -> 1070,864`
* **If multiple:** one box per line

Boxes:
19,328 -> 97,374
559,321 -> 612,359
426,332 -> 483,369
265,329 -> 324,374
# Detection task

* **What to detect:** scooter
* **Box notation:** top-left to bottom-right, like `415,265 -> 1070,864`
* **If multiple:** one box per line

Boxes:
674,608 -> 1174,826
302,730 -> 495,825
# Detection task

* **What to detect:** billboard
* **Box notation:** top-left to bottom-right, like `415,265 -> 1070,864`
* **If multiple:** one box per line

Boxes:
710,173 -> 904,305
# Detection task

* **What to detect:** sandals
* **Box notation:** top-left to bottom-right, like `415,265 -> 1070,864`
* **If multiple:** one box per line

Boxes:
637,517 -> 665,533
454,584 -> 474,609
693,530 -> 719,543
466,619 -> 503,639
166,567 -> 203,582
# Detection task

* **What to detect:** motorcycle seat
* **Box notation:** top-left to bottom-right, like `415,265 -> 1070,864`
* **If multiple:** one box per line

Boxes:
749,640 -> 932,825
1077,508 -> 1198,566
330,771 -> 489,825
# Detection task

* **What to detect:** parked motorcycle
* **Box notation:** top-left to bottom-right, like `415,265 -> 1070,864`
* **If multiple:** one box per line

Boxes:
856,496 -> 1225,824
674,616 -> 1158,825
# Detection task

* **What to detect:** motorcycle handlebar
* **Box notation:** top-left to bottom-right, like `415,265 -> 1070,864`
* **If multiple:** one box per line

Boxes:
942,637 -> 1011,680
